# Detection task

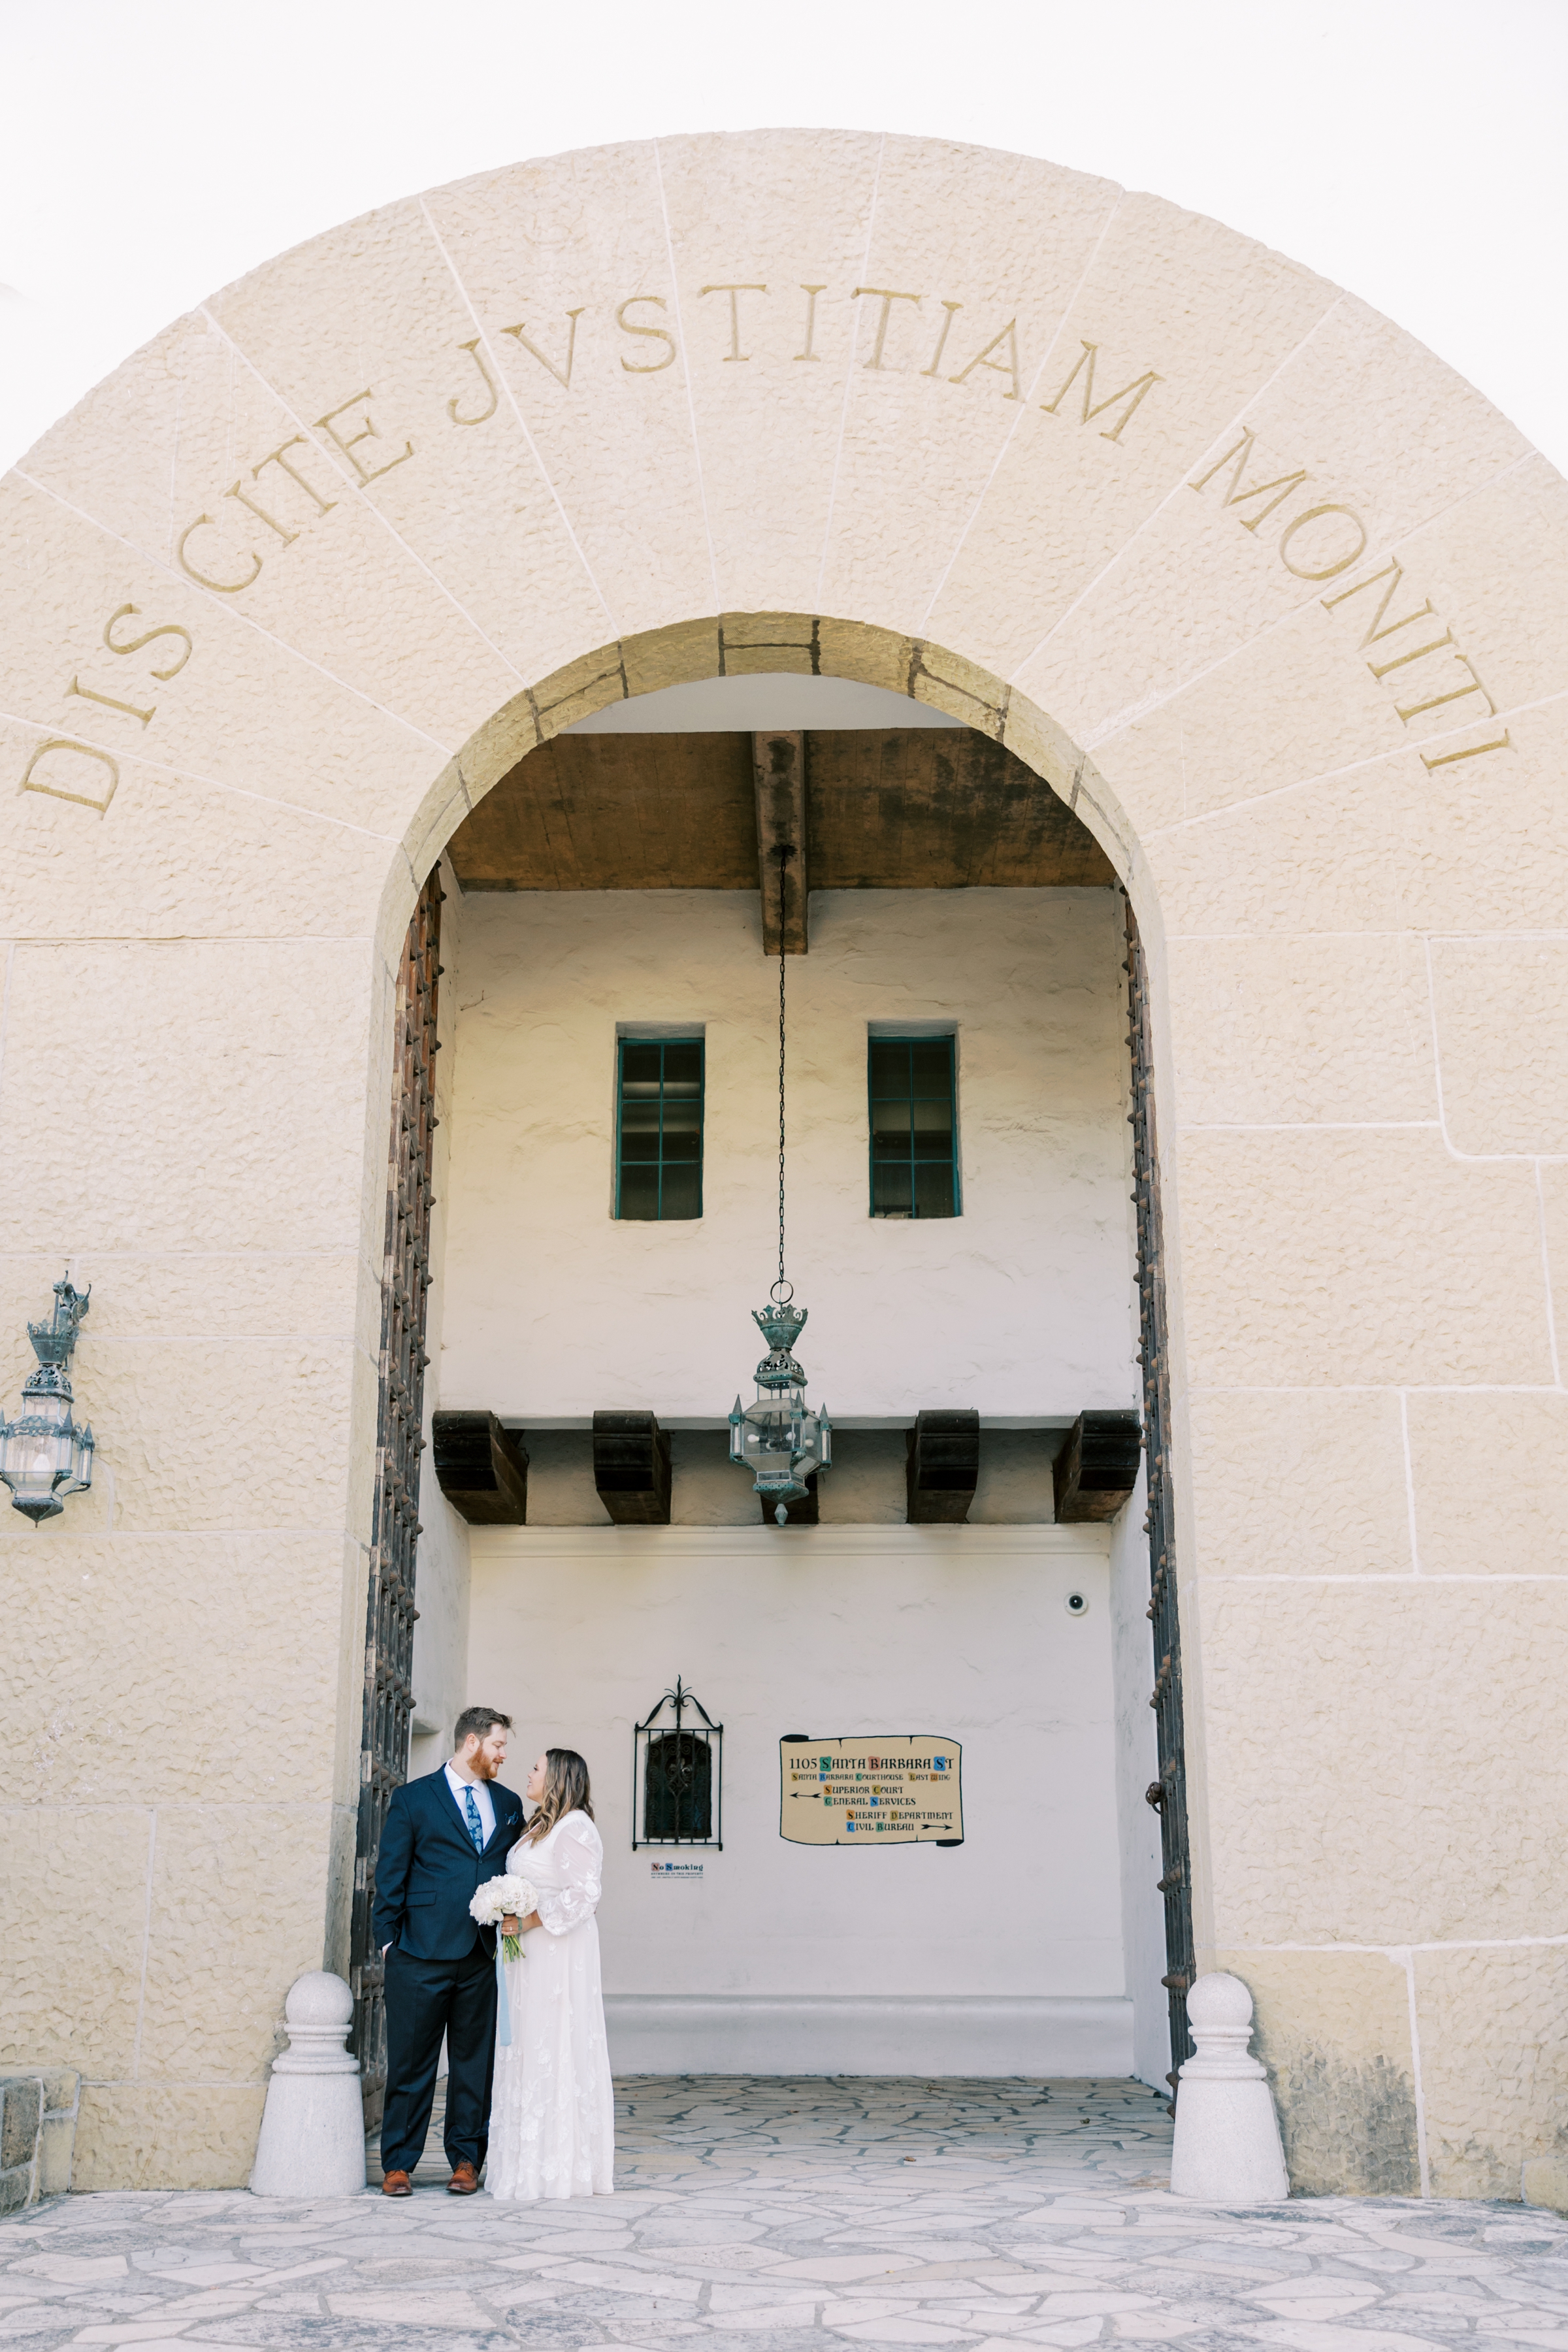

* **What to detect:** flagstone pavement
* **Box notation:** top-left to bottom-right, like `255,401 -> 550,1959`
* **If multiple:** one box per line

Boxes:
5,2076 -> 1568,2352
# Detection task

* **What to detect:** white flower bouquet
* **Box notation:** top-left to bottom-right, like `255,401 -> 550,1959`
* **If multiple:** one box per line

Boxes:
470,1874 -> 538,1961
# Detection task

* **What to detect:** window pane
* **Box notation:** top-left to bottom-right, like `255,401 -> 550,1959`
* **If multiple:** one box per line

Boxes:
617,1037 -> 704,1221
660,1164 -> 702,1220
619,1164 -> 661,1220
868,1034 -> 957,1220
911,1041 -> 953,1092
914,1160 -> 956,1218
872,1162 -> 913,1216
870,1041 -> 910,1092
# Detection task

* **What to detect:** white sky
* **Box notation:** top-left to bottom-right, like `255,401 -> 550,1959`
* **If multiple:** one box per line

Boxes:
1,0 -> 1563,480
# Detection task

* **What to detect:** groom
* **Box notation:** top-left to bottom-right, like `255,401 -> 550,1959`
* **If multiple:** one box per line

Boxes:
373,1705 -> 526,2197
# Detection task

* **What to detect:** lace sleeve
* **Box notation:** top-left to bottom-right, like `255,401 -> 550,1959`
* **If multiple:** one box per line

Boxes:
535,1814 -> 603,1936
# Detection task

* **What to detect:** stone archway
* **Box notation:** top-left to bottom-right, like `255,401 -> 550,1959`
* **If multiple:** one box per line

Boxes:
3,131 -> 1564,2199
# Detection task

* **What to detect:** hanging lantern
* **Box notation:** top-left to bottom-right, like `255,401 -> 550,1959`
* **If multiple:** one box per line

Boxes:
0,1275 -> 95,1526
729,1298 -> 832,1524
730,845 -> 832,1526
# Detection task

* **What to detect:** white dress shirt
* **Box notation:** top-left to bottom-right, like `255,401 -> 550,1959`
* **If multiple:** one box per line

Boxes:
446,1760 -> 497,1846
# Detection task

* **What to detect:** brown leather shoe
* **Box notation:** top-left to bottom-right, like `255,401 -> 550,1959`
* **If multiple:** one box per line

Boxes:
447,2160 -> 480,2195
381,2169 -> 413,2197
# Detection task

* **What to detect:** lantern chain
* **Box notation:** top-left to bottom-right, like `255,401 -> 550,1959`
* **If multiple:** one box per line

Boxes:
774,845 -> 791,1303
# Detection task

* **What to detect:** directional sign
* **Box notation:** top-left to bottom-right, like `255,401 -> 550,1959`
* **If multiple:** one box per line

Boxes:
779,1736 -> 963,1846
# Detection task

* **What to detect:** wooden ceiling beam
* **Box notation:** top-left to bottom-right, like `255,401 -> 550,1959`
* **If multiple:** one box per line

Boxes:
753,729 -> 809,954
442,726 -> 1117,896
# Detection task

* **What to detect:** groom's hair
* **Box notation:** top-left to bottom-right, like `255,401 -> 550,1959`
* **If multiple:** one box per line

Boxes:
454,1706 -> 512,1745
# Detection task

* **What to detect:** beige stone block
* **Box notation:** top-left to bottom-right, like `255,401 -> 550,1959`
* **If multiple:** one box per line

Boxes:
23,312 -> 515,760
1211,1946 -> 1419,2196
0,474 -> 433,847
931,193 -> 1335,679
0,1533 -> 350,1804
817,140 -> 1116,641
525,644 -> 628,740
135,1805 -> 333,2081
1524,2155 -> 1568,2213
1015,294 -> 1532,758
1394,696 -> 1568,934
425,146 -> 717,640
1407,1392 -> 1568,1576
1179,1130 -> 1550,1387
73,2083 -> 266,2191
1167,932 -> 1436,1127
1385,453 -> 1568,727
1199,1579 -> 1568,1944
399,755 -> 472,899
1414,1944 -> 1568,2199
657,129 -> 886,615
0,1810 -> 148,2074
721,611 -> 816,676
817,617 -> 914,699
0,940 -> 372,1255
1143,755 -> 1407,937
623,618 -> 723,701
37,2106 -> 78,2196
66,1338 -> 357,1533
208,196 -> 614,689
1098,592 -> 1408,838
0,1250 -> 361,1347
1189,1389 -> 1412,1577
1429,936 -> 1568,1156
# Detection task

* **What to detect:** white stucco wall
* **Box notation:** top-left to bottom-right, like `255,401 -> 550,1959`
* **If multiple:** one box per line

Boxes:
438,884 -> 1135,1421
468,1522 -> 1131,2074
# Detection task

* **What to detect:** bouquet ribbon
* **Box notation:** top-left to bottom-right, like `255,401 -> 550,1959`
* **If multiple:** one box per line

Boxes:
495,1938 -> 512,2046
493,1938 -> 512,2051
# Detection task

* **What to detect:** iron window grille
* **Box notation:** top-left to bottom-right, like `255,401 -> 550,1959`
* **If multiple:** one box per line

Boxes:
615,1037 -> 704,1220
633,1678 -> 723,1848
868,1035 -> 960,1218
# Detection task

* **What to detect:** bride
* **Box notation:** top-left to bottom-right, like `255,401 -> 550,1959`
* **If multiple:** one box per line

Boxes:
486,1746 -> 615,2201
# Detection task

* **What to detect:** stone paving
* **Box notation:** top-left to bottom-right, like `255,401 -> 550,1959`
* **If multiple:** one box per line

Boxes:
5,2077 -> 1568,2351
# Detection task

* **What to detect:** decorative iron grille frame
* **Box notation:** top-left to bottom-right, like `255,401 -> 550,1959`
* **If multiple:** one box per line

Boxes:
632,1678 -> 724,1850
349,864 -> 442,2129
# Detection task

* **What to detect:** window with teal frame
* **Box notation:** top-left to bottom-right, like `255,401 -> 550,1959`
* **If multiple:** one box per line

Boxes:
615,1037 -> 704,1220
868,1035 -> 959,1218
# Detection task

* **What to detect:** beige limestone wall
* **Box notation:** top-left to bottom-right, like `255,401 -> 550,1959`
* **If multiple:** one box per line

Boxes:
0,129 -> 1563,2191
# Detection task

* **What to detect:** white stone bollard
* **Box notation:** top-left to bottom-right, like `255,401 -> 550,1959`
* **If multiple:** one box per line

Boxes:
250,1971 -> 367,2198
1169,1971 -> 1289,2202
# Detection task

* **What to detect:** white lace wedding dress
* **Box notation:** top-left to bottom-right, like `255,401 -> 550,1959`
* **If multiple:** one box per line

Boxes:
485,1809 -> 615,2200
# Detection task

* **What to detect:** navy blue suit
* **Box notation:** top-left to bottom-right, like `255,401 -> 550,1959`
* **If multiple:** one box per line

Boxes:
372,1769 -> 525,2176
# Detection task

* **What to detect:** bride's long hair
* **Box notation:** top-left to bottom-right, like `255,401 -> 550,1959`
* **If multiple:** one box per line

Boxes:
523,1747 -> 594,1844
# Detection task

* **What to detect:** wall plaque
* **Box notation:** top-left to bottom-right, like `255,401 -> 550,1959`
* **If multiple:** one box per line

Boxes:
779,1736 -> 963,1846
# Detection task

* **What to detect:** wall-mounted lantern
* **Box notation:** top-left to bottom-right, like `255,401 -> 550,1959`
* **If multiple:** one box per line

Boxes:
632,1678 -> 723,1850
0,1275 -> 95,1526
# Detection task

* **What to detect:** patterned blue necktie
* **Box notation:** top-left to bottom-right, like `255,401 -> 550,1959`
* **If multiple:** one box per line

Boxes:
463,1785 -> 485,1853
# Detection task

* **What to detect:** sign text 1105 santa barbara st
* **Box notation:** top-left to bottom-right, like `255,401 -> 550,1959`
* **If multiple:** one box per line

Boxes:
778,1737 -> 963,1846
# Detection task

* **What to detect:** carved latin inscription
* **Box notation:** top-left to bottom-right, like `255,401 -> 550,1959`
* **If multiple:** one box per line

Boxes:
700,284 -> 767,362
1191,429 -> 1511,770
103,605 -> 192,678
448,336 -> 500,425
20,739 -> 119,813
16,600 -> 199,818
